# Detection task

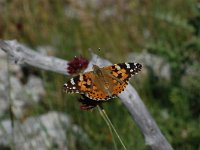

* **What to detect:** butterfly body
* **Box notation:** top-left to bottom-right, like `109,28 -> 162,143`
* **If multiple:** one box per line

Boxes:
63,63 -> 142,101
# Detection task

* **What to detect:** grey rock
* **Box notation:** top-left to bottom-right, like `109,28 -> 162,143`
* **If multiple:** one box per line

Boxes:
0,50 -> 45,118
0,73 -> 45,118
0,70 -> 22,117
0,111 -> 88,150
24,75 -> 45,103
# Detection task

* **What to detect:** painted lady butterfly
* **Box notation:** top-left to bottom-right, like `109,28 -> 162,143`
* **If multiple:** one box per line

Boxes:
63,63 -> 142,101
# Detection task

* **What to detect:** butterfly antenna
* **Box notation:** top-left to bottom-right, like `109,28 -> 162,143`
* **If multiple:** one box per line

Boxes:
97,105 -> 127,150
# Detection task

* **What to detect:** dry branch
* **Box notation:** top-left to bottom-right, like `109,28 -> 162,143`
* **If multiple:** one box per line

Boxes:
0,40 -> 68,75
0,40 -> 174,150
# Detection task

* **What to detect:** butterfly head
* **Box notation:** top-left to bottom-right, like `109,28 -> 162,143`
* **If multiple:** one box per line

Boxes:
92,64 -> 103,76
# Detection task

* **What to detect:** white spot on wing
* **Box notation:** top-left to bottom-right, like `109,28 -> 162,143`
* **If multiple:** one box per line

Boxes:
115,65 -> 121,70
125,63 -> 130,68
130,69 -> 133,72
70,78 -> 75,85
134,63 -> 138,68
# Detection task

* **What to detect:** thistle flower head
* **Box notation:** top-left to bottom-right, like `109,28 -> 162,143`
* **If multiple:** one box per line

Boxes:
67,56 -> 89,75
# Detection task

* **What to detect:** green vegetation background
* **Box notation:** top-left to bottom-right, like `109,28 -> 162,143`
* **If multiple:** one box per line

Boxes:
1,0 -> 200,150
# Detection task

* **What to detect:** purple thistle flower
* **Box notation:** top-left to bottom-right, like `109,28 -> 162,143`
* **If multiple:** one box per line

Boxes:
67,56 -> 89,75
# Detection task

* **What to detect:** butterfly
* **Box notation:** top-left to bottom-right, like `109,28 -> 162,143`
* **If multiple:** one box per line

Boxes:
63,62 -> 142,101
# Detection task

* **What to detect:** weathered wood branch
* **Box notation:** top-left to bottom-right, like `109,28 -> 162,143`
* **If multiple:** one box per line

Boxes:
0,40 -> 68,75
0,40 -> 173,150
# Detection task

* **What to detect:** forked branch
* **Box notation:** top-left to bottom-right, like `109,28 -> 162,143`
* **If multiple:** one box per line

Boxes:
0,40 -> 173,150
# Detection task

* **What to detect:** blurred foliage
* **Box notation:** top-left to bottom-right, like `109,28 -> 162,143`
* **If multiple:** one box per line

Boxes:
0,0 -> 200,150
